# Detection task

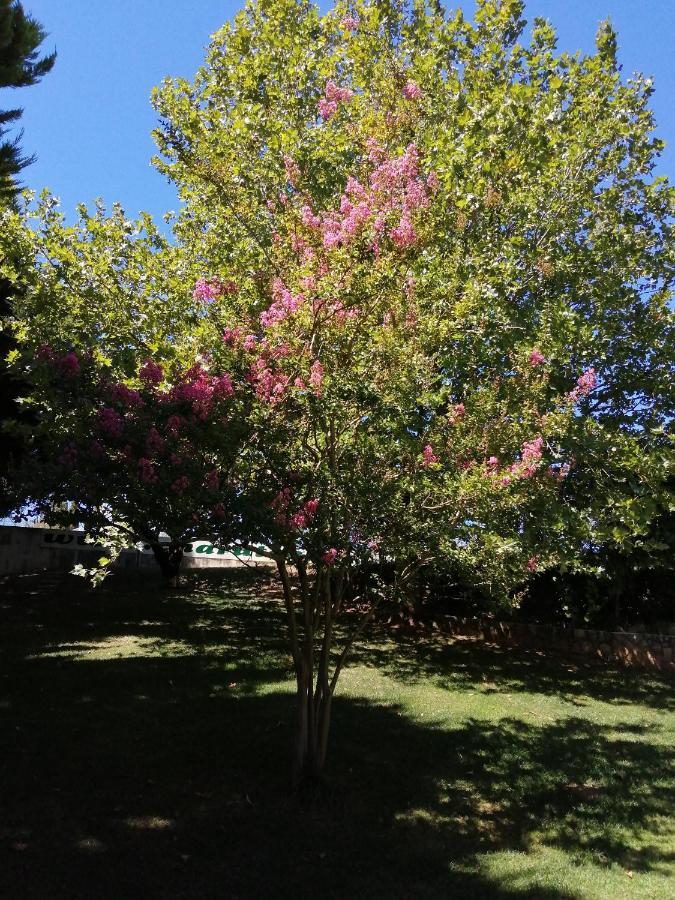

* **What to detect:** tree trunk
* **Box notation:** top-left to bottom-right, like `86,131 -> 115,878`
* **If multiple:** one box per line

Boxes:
150,541 -> 184,586
277,559 -> 379,790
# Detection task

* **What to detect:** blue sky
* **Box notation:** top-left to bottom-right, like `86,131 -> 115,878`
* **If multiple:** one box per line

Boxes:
8,0 -> 674,224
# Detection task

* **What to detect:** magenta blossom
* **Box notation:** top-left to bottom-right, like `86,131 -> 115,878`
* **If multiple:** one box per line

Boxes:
137,458 -> 158,485
97,406 -> 124,439
422,444 -> 439,466
193,278 -> 222,303
322,548 -> 339,566
309,360 -> 324,397
402,80 -> 422,100
529,349 -> 546,367
568,367 -> 597,402
57,352 -> 80,378
171,475 -> 190,496
339,15 -> 358,31
110,383 -> 143,407
139,360 -> 163,385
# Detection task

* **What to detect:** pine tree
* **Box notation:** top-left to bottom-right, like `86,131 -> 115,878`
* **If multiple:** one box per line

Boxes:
0,0 -> 56,205
0,1 -> 55,512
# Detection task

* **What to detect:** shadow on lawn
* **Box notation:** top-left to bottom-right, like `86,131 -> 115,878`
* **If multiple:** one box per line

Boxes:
347,625 -> 675,711
0,571 -> 673,899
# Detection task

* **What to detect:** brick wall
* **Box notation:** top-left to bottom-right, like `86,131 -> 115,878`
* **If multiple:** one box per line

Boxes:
437,616 -> 675,672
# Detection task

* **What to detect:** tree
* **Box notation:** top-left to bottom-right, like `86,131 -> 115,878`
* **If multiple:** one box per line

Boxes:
148,0 -> 673,781
0,0 -> 56,204
7,0 -> 673,784
0,0 -> 55,511
2,198 -> 252,580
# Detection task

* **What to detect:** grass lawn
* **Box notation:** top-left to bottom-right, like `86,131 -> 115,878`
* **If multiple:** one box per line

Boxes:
1,569 -> 673,899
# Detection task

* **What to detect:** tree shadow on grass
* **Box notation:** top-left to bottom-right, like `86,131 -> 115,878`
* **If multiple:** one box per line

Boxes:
346,623 -> 675,711
1,654 -> 673,895
4,568 -> 673,711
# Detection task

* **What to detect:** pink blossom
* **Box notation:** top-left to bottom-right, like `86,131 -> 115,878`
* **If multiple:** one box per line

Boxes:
529,349 -> 546,367
96,406 -> 124,439
138,457 -> 158,485
289,510 -> 307,529
57,352 -> 80,378
487,456 -> 499,468
301,205 -> 321,228
365,138 -> 385,164
390,215 -> 416,248
294,377 -> 306,390
139,360 -> 163,385
568,367 -> 597,402
145,427 -> 165,456
212,373 -> 234,398
36,343 -> 55,362
299,275 -> 316,293
526,556 -> 539,573
271,487 -> 291,511
448,402 -> 465,425
251,358 -> 290,404
222,326 -> 242,346
511,436 -> 544,478
302,498 -> 319,521
501,476 -> 511,486
322,548 -> 339,566
339,15 -> 358,31
110,383 -> 143,407
422,444 -> 439,466
426,171 -> 440,192
318,80 -> 353,120
318,98 -> 339,120
166,415 -> 183,435
269,342 -> 290,359
243,334 -> 258,351
402,80 -> 422,100
325,80 -> 353,103
193,278 -> 222,303
345,176 -> 366,198
171,475 -> 190,496
260,279 -> 304,328
309,360 -> 323,397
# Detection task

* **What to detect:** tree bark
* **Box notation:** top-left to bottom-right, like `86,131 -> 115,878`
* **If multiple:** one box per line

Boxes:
279,560 -> 338,788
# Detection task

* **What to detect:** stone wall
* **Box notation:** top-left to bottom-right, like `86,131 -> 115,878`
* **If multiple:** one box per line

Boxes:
437,616 -> 675,672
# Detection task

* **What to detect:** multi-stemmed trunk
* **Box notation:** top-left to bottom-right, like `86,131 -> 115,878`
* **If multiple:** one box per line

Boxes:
276,558 -> 380,789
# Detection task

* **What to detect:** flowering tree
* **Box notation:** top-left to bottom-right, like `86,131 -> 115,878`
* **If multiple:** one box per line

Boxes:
148,0 -> 673,779
4,0 -> 672,782
3,199 -> 252,580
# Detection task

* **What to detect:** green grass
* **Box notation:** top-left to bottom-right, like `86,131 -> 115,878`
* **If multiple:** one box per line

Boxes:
1,569 -> 673,899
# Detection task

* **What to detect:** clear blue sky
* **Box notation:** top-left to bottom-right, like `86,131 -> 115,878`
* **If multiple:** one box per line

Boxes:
8,0 -> 674,224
